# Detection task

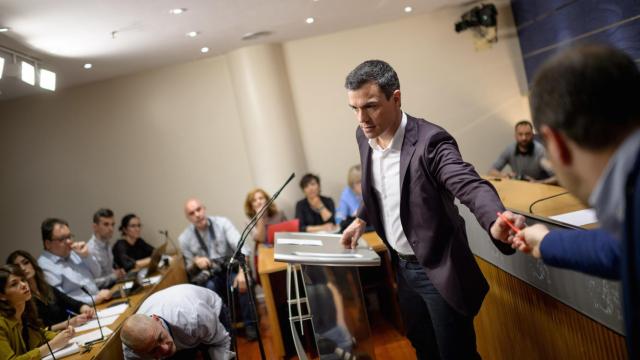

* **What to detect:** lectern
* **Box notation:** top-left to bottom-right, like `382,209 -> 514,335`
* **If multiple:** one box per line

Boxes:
274,232 -> 380,359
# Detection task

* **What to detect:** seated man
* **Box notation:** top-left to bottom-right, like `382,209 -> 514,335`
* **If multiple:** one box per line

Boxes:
178,198 -> 256,341
489,120 -> 556,183
120,284 -> 232,360
37,218 -> 112,304
87,208 -> 125,288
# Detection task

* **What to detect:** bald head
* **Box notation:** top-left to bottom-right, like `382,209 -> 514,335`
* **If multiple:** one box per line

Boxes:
184,198 -> 208,230
121,314 -> 175,358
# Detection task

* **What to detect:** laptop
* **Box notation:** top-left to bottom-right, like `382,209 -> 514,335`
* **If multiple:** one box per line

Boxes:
138,241 -> 168,278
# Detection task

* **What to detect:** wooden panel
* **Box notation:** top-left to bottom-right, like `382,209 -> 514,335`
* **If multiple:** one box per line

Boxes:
475,257 -> 627,360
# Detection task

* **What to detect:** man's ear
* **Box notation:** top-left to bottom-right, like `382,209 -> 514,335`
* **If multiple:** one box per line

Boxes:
392,89 -> 401,108
540,125 -> 572,166
92,223 -> 98,233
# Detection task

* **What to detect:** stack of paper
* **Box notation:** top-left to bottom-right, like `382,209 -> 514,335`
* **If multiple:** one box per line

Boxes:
74,314 -> 119,332
41,343 -> 80,360
97,303 -> 129,318
72,327 -> 114,345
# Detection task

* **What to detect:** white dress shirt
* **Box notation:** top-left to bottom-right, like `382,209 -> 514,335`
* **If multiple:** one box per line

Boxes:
123,284 -> 231,360
38,250 -> 101,304
368,112 -> 414,255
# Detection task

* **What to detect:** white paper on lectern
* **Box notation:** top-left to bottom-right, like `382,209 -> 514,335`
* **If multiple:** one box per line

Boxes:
549,208 -> 598,226
277,239 -> 323,246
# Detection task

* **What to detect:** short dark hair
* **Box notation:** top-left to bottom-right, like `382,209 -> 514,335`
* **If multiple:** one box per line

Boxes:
530,44 -> 640,149
41,218 -> 68,244
300,173 -> 320,190
93,208 -> 114,224
515,120 -> 533,131
344,60 -> 400,99
119,213 -> 139,235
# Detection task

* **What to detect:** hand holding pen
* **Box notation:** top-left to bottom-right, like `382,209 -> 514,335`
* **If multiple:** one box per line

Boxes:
490,210 -> 526,244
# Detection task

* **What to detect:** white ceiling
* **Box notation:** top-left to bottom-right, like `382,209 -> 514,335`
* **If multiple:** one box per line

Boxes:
0,0 -> 471,101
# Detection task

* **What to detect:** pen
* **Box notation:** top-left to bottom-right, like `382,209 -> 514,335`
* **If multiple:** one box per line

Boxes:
65,309 -> 79,316
497,212 -> 521,234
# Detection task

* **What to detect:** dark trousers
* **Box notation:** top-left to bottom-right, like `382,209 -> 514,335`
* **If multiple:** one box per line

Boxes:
204,271 -> 253,327
397,258 -> 481,360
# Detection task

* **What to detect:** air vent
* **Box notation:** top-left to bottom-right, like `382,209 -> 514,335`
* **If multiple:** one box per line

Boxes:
241,31 -> 272,41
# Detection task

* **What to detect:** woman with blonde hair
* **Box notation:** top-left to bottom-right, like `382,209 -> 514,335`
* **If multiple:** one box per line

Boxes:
335,165 -> 363,228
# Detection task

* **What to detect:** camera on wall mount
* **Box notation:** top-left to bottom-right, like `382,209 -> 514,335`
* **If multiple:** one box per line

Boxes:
454,3 -> 498,50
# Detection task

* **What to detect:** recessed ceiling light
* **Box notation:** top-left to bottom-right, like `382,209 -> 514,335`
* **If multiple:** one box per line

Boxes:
83,63 -> 93,70
306,17 -> 315,24
0,27 -> 9,32
200,47 -> 209,53
186,31 -> 199,38
404,6 -> 413,13
169,8 -> 186,15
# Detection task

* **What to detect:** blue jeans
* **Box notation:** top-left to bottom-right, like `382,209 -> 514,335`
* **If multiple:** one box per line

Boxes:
397,259 -> 481,360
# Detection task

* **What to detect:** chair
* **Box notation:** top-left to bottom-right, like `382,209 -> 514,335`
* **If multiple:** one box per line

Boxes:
267,219 -> 300,245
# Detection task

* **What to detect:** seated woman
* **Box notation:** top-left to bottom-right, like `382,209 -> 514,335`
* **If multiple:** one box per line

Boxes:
0,265 -> 74,360
295,173 -> 338,233
6,250 -> 94,332
244,188 -> 287,245
112,214 -> 154,272
335,165 -> 363,229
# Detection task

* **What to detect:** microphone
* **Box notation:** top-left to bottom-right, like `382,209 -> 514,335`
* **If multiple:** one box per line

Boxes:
231,172 -> 296,262
80,286 -> 105,344
43,334 -> 58,360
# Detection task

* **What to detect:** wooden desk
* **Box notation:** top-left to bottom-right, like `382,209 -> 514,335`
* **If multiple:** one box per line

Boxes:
257,245 -> 288,359
66,255 -> 188,360
469,179 -> 626,359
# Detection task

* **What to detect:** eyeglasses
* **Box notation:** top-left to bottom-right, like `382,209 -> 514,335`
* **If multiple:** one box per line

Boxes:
128,224 -> 142,228
51,234 -> 74,242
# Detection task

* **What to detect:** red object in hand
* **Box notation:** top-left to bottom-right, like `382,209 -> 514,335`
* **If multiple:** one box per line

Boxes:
497,212 -> 521,234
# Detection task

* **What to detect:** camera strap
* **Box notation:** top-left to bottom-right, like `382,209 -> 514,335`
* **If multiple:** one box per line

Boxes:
194,219 -> 216,257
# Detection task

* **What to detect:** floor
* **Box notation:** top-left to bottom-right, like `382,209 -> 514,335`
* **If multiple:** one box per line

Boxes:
235,301 -> 416,359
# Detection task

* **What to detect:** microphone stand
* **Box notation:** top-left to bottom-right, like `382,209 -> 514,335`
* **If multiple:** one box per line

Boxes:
80,286 -> 105,345
228,173 -> 295,360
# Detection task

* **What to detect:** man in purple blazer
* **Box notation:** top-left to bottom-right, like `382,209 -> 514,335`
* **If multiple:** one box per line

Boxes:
340,60 -> 523,359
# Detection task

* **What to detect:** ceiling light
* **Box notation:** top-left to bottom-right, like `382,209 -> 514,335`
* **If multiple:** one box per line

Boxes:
0,57 -> 4,79
186,31 -> 199,38
39,69 -> 56,91
169,8 -> 186,15
306,17 -> 315,24
200,47 -> 209,53
21,61 -> 35,85
0,27 -> 9,32
83,63 -> 93,70
404,6 -> 413,13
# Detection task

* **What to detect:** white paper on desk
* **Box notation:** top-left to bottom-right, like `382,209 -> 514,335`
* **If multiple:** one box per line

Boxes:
142,275 -> 162,286
549,209 -> 598,226
277,238 -> 323,246
97,303 -> 129,318
72,327 -> 114,345
74,314 -> 119,332
41,342 -> 80,360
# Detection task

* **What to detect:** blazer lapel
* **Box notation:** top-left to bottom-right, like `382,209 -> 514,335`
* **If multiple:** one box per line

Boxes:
400,115 -> 418,193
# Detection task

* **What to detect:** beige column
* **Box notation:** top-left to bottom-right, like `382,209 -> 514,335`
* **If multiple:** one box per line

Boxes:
227,43 -> 307,211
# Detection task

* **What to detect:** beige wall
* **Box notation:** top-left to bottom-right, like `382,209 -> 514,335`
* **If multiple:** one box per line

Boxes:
0,1 -> 530,259
283,0 -> 530,197
0,56 -> 254,257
